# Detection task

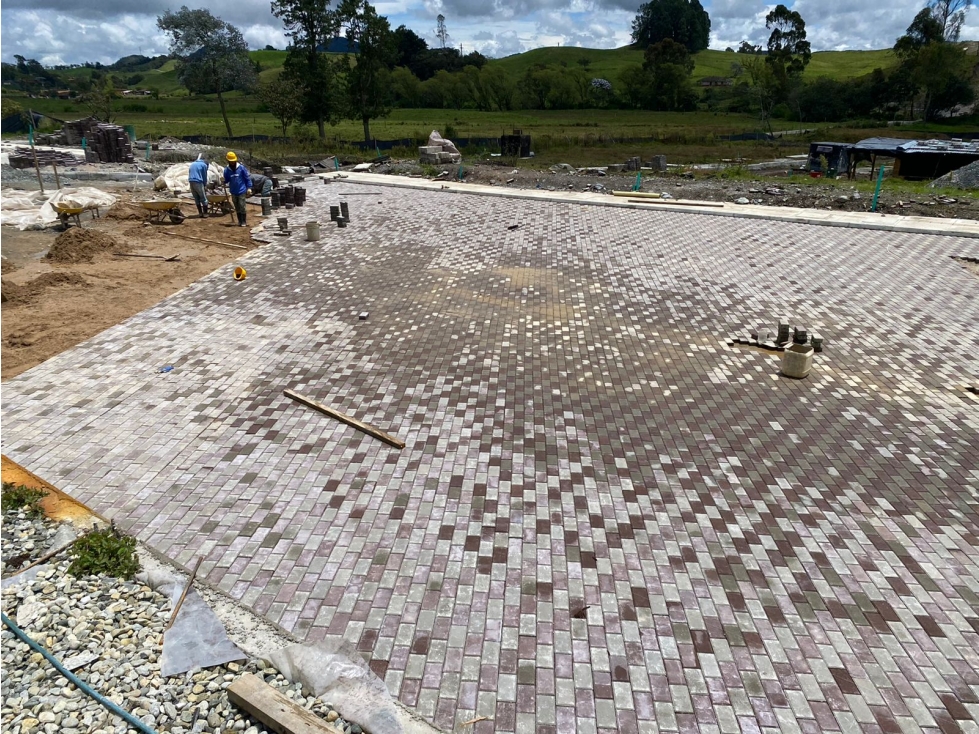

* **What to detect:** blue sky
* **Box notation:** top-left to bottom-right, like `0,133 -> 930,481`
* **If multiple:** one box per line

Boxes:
1,0 -> 973,67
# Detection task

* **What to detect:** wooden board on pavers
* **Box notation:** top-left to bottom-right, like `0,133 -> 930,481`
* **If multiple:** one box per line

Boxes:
227,673 -> 343,734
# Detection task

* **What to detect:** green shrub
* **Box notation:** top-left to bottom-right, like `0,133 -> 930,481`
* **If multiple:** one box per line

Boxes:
68,523 -> 140,580
1,482 -> 47,517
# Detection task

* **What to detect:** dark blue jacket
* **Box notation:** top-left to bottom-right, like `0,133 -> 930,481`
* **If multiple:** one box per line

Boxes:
223,164 -> 252,195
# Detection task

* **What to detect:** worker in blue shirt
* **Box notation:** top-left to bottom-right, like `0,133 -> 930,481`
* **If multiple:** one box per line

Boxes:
188,154 -> 209,218
223,151 -> 253,227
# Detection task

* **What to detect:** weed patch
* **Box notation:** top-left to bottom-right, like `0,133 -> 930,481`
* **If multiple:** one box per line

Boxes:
1,482 -> 47,517
68,523 -> 141,580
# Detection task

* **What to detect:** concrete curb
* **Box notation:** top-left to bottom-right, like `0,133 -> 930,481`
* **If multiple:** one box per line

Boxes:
319,172 -> 979,239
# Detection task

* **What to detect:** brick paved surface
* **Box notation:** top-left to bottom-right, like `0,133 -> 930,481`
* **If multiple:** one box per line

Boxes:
3,182 -> 979,734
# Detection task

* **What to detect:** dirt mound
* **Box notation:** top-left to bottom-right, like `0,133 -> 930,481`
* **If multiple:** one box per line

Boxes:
105,202 -> 152,221
2,272 -> 89,305
1,257 -> 17,274
45,228 -> 126,263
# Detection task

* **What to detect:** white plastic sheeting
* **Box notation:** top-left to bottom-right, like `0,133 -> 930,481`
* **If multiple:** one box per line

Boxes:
0,187 -> 118,230
269,639 -> 403,734
155,161 -> 225,193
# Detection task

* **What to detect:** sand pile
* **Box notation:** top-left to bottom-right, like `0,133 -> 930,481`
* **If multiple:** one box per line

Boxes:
105,201 -> 153,220
2,273 -> 89,305
45,229 -> 127,264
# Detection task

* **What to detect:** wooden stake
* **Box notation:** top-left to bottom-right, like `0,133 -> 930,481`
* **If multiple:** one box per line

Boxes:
462,716 -> 490,726
28,111 -> 44,195
52,161 -> 61,190
166,556 -> 203,630
160,231 -> 249,250
1,537 -> 79,579
284,389 -> 406,449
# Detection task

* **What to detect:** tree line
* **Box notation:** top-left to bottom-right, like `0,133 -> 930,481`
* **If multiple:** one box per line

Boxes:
3,0 -> 975,140
149,0 -> 979,135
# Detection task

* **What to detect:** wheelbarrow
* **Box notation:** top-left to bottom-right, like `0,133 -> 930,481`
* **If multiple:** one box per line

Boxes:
139,200 -> 186,224
53,203 -> 85,229
206,193 -> 235,217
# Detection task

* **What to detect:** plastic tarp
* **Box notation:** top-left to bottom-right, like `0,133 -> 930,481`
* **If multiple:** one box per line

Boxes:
1,187 -> 118,230
155,161 -> 225,193
269,638 -> 403,734
160,581 -> 248,677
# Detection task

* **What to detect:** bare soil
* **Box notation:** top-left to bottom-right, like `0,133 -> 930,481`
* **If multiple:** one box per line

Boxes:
380,162 -> 977,221
1,193 -> 261,380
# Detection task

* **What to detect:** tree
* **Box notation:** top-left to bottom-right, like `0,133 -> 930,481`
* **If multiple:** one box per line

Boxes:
631,0 -> 710,53
744,56 -> 781,134
619,65 -> 652,108
271,0 -> 342,138
914,41 -> 976,118
930,0 -> 972,40
157,7 -> 257,137
84,77 -> 117,122
338,0 -> 395,143
765,5 -> 811,80
389,66 -> 421,106
642,38 -> 697,110
436,14 -> 449,49
482,66 -> 516,111
895,8 -> 944,58
259,77 -> 304,135
737,40 -> 762,54
393,25 -> 429,75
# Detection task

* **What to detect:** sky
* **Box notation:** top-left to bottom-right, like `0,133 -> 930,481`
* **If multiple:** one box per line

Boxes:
1,0 -> 975,67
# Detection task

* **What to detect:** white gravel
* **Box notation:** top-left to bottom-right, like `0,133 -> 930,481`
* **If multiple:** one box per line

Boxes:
1,519 -> 367,734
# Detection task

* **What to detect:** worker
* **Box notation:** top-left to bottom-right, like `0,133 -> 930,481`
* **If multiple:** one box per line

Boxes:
223,151 -> 253,227
188,153 -> 209,218
249,173 -> 274,197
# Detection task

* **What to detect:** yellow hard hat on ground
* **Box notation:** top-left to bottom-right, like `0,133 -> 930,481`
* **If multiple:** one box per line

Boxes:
226,151 -> 238,162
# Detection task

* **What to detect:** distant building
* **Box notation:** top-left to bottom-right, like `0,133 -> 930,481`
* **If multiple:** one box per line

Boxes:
698,76 -> 733,87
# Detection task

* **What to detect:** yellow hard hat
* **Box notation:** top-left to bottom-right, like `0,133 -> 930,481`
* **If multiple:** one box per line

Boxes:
226,151 -> 238,162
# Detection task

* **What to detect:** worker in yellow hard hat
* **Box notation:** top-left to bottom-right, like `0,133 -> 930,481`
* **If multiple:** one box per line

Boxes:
223,151 -> 253,227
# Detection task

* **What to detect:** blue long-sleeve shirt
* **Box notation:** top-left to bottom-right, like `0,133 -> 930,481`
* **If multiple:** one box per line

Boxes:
188,159 -> 209,184
224,164 -> 252,195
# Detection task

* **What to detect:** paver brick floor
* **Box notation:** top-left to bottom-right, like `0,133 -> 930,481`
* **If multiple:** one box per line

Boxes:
3,182 -> 979,734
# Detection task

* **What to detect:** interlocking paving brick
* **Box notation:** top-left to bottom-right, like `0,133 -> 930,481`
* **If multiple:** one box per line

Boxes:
2,182 -> 979,733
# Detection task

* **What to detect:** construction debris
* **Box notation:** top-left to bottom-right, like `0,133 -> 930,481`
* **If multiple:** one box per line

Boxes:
930,159 -> 979,189
419,130 -> 461,165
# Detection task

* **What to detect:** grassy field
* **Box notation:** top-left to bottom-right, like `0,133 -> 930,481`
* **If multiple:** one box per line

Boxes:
488,47 -> 897,83
34,45 -> 899,100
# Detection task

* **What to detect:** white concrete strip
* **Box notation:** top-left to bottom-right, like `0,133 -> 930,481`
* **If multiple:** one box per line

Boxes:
318,171 -> 977,239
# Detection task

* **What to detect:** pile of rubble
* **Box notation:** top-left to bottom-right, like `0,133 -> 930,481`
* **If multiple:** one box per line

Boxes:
930,159 -> 979,189
418,130 -> 461,165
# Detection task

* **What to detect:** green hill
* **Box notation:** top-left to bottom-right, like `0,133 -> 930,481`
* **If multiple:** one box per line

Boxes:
488,46 -> 897,83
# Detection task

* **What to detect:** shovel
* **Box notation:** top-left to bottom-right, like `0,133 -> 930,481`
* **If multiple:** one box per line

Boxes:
113,252 -> 181,262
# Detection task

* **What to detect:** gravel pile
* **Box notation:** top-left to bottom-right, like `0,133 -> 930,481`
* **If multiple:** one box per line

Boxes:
1,524 -> 367,734
930,160 -> 979,189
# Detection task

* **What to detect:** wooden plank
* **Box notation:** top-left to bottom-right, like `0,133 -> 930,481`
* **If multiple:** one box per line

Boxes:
160,231 -> 249,250
228,673 -> 342,734
626,198 -> 725,208
612,190 -> 661,198
284,389 -> 405,450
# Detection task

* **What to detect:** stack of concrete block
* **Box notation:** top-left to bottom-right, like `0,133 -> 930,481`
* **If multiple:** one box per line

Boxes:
419,130 -> 461,165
